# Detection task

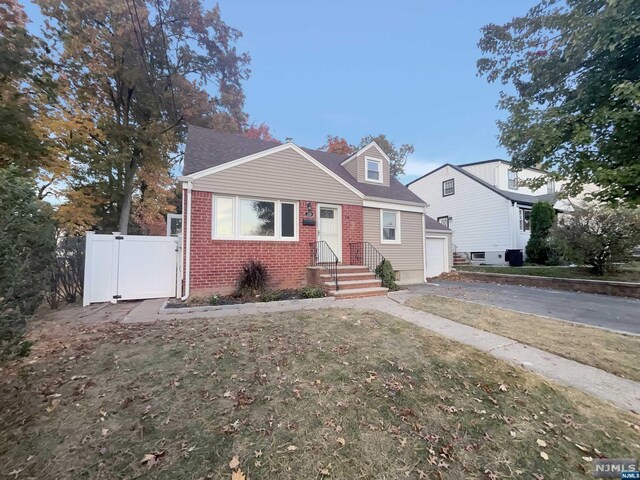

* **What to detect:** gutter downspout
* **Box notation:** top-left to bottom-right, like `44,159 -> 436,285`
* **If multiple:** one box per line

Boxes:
421,207 -> 428,282
181,179 -> 193,300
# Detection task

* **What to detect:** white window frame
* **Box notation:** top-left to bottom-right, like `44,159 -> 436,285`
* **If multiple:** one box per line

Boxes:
166,213 -> 182,237
211,195 -> 299,241
365,156 -> 383,183
508,170 -> 519,190
213,195 -> 235,238
519,207 -> 531,232
547,179 -> 555,194
380,209 -> 401,244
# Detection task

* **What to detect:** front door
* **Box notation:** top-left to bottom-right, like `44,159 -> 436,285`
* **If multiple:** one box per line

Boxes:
317,205 -> 341,262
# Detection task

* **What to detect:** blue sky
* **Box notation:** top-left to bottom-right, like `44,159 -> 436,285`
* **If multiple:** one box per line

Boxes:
22,0 -> 534,184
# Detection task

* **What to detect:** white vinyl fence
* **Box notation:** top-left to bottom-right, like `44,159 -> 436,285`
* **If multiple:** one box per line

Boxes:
83,232 -> 180,306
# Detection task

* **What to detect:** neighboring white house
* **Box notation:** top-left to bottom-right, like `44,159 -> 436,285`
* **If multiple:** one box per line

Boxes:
407,159 -> 560,265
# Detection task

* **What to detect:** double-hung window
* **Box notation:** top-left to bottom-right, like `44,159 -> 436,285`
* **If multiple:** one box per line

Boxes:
212,196 -> 297,240
437,216 -> 450,228
366,157 -> 383,183
381,210 -> 401,244
519,208 -> 531,232
508,170 -> 519,190
442,179 -> 455,196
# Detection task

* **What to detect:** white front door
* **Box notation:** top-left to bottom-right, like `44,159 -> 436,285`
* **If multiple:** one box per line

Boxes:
317,205 -> 341,261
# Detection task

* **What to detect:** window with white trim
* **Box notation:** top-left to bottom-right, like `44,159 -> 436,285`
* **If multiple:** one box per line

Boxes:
212,196 -> 298,240
470,252 -> 485,261
214,196 -> 234,237
381,210 -> 401,244
508,170 -> 519,190
519,208 -> 531,232
366,157 -> 383,183
547,179 -> 555,194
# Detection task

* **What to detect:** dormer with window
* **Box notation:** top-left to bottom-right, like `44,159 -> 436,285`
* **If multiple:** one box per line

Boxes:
341,142 -> 391,187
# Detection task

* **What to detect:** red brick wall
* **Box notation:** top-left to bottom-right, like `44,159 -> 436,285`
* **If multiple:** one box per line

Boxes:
342,204 -> 363,264
186,191 -> 363,295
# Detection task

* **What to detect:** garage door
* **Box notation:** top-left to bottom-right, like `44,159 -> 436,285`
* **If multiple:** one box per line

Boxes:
425,237 -> 446,278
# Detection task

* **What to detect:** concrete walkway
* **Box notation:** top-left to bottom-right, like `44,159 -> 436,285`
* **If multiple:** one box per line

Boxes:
122,295 -> 640,413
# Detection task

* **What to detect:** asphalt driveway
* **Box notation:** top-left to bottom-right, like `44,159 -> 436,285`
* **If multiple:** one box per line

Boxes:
408,280 -> 640,335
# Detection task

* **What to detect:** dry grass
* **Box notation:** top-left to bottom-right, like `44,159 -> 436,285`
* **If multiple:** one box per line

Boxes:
406,295 -> 640,382
1,308 -> 639,479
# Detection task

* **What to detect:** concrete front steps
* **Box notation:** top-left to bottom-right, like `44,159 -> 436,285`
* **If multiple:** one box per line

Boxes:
318,265 -> 389,299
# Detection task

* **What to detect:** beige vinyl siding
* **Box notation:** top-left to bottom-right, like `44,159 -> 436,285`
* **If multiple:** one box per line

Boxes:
192,148 -> 362,205
343,157 -> 358,179
363,208 -> 424,280
355,145 -> 390,186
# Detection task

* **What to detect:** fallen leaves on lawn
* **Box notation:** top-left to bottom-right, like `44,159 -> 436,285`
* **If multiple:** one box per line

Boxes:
336,437 -> 345,446
536,439 -> 547,447
140,451 -> 164,468
540,451 -> 549,461
286,445 -> 297,452
228,455 -> 240,469
231,468 -> 246,480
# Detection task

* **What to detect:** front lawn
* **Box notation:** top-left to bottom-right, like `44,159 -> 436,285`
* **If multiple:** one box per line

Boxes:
456,262 -> 640,283
1,309 -> 639,479
406,295 -> 640,382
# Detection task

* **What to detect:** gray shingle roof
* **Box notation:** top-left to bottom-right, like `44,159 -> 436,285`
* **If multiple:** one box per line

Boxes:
183,125 -> 426,205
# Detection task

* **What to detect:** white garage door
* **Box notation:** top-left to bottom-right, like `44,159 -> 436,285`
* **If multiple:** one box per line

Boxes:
425,237 -> 446,278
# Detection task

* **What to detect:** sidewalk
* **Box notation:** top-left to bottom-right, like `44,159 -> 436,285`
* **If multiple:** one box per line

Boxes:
122,294 -> 640,413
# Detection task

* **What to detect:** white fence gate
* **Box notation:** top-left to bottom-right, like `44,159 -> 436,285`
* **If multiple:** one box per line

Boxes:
83,232 -> 180,306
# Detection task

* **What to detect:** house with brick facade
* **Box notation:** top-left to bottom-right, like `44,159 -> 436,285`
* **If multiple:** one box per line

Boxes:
178,125 -> 436,299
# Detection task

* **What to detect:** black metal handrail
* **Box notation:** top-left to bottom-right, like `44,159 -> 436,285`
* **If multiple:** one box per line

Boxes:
309,241 -> 339,291
349,242 -> 385,278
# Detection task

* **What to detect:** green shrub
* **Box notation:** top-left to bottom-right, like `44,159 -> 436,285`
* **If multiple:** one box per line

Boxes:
208,293 -> 221,306
525,202 -> 556,264
300,286 -> 325,299
375,259 -> 399,291
237,260 -> 269,297
0,169 -> 56,343
260,290 -> 283,302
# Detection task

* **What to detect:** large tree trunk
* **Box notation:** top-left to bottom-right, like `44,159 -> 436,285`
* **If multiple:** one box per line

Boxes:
117,155 -> 138,234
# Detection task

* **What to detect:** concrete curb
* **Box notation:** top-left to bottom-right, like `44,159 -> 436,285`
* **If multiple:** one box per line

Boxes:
457,271 -> 640,299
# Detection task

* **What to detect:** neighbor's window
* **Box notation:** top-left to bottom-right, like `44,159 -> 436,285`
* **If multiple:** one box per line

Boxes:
280,202 -> 295,238
442,179 -> 455,196
214,196 -> 234,237
381,210 -> 401,244
519,208 -> 531,231
470,252 -> 485,261
508,170 -> 519,190
437,216 -> 450,228
547,179 -> 555,194
366,158 -> 383,182
240,199 -> 275,237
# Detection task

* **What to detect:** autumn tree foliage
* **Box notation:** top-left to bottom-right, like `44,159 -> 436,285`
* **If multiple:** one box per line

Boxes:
0,0 -> 57,180
321,135 -> 354,155
244,122 -> 279,142
37,0 -> 250,233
